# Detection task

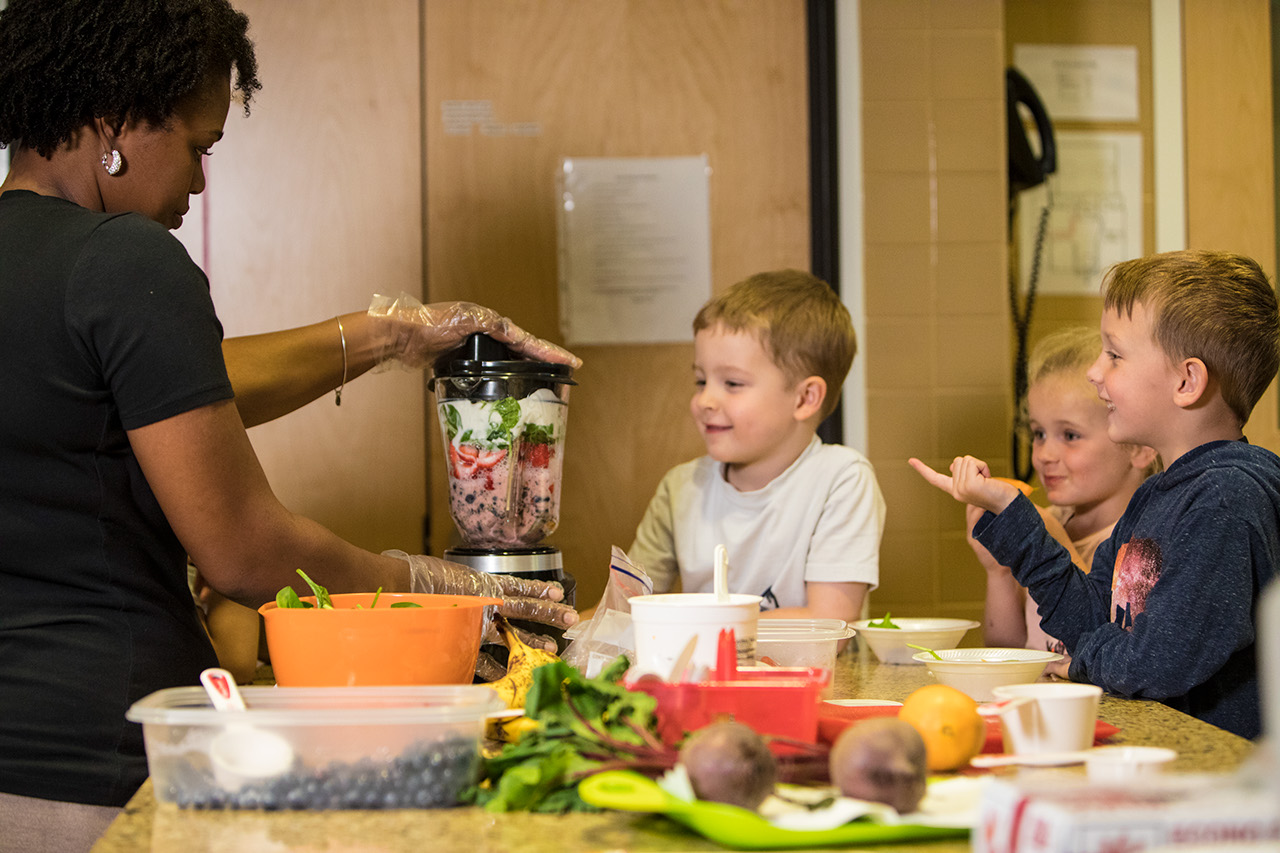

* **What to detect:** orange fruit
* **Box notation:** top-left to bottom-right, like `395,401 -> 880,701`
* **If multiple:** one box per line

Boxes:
897,684 -> 986,771
993,476 -> 1035,497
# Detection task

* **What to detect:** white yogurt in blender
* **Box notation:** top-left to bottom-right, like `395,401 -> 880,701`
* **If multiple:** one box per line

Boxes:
438,388 -> 567,548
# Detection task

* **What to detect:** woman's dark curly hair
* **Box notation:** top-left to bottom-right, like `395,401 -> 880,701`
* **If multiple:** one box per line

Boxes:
0,0 -> 262,157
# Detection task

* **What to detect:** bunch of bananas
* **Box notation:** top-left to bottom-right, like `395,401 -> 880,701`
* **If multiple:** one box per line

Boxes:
485,614 -> 560,710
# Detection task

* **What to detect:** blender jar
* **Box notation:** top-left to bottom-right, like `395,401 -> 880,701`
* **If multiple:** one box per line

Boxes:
431,334 -> 575,549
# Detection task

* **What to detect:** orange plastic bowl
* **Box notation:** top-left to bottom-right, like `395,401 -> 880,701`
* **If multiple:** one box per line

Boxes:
258,592 -> 501,687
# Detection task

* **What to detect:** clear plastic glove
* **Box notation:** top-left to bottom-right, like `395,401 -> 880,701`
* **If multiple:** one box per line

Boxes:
480,619 -> 559,654
368,292 -> 581,370
385,550 -> 579,641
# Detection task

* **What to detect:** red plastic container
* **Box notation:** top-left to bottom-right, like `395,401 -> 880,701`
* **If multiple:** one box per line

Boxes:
628,629 -> 829,745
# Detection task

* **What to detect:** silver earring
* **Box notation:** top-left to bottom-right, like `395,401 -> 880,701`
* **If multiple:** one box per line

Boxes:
101,149 -> 122,176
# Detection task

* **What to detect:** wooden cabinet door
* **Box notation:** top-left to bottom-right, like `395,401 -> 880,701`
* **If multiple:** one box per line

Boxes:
191,0 -> 426,554
423,0 -> 812,606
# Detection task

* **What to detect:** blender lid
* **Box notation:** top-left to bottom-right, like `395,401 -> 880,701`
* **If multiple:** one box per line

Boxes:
432,333 -> 576,385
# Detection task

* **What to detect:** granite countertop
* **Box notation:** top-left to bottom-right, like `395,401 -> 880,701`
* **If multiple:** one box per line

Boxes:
92,645 -> 1258,853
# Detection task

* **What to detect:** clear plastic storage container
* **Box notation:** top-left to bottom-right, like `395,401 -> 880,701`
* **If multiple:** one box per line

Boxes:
127,684 -> 503,810
755,618 -> 855,670
755,619 -> 854,699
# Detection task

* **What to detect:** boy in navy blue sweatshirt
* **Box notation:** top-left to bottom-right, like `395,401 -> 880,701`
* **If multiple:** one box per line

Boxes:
911,250 -> 1280,739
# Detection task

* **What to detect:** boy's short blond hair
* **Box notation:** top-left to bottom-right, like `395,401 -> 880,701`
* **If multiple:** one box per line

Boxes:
1101,250 -> 1280,426
693,269 -> 855,420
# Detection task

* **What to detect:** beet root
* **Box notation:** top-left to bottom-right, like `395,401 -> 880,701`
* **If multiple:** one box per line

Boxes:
679,720 -> 777,811
828,717 -> 928,814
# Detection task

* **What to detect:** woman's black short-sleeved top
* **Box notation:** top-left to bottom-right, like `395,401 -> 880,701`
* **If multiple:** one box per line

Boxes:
0,190 -> 233,806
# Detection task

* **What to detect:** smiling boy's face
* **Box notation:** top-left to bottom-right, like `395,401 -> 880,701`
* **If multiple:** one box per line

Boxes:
690,324 -> 811,489
1088,301 -> 1181,450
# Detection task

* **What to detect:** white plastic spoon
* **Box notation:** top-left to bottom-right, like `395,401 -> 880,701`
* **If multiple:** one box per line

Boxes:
200,668 -> 295,790
714,544 -> 729,604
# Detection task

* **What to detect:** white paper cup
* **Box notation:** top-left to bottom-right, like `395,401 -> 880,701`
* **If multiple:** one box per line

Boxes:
991,682 -> 1102,755
629,593 -> 762,677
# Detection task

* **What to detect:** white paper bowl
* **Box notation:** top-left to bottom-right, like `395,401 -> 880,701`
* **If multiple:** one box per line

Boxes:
913,647 -> 1063,701
851,617 -> 980,665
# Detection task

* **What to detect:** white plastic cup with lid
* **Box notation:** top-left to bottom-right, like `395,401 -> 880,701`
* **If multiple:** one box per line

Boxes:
628,592 -> 762,677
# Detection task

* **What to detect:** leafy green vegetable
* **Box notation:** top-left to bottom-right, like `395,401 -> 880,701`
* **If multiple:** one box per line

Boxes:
867,611 -> 900,629
295,569 -> 333,609
463,656 -> 831,813
275,586 -> 312,609
442,404 -> 461,441
463,656 -> 670,813
274,572 -> 421,609
906,643 -> 942,660
485,398 -> 522,446
523,422 -> 556,445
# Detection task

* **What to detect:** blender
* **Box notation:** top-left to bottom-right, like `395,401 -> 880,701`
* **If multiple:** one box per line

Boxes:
431,334 -> 577,641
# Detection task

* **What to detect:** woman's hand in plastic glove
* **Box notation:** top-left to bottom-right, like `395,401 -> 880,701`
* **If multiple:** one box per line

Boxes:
368,293 -> 581,370
389,551 -> 579,642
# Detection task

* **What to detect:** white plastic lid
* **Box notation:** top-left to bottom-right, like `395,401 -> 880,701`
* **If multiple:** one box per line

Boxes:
756,618 -> 854,641
127,684 -> 504,727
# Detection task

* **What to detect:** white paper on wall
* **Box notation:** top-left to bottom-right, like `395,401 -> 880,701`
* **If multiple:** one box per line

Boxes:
1013,44 -> 1140,123
1016,131 -> 1144,297
557,155 -> 712,345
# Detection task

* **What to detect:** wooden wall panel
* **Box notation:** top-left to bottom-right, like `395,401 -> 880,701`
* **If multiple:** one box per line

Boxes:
423,0 -> 811,606
1003,0 -> 1154,347
200,1 -> 426,554
1182,0 -> 1279,452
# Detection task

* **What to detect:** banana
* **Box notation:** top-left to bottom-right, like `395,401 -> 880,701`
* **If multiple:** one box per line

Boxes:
485,614 -> 560,710
485,710 -> 541,744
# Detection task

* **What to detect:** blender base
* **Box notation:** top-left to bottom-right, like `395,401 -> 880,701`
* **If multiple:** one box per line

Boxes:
445,546 -> 577,657
444,546 -> 564,579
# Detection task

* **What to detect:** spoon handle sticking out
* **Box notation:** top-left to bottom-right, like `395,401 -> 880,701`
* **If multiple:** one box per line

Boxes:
713,544 -> 729,604
201,667 -> 247,712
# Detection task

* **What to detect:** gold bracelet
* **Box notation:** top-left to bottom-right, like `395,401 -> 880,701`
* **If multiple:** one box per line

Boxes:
335,317 -> 348,406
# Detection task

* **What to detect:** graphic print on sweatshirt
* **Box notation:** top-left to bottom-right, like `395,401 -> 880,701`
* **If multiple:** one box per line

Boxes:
1110,538 -> 1162,630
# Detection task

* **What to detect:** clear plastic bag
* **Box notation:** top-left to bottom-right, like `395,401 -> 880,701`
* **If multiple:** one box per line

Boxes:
561,546 -> 652,678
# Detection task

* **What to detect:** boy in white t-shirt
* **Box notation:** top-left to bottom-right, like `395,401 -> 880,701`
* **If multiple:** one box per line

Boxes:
628,270 -> 885,626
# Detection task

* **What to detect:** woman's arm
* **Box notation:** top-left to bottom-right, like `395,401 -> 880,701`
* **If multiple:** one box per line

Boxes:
130,398 -> 409,606
131,398 -> 578,635
223,312 -> 377,428
224,297 -> 581,429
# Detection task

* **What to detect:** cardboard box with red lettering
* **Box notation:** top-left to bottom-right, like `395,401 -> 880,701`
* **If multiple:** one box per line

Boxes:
973,772 -> 1280,853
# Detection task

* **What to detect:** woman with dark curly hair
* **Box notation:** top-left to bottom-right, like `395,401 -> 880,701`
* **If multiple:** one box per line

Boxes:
0,1 -> 578,847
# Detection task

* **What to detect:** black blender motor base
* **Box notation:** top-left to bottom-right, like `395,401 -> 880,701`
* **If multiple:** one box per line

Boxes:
445,546 -> 577,660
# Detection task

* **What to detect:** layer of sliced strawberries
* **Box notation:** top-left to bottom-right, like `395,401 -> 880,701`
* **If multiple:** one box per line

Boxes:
449,444 -> 508,480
